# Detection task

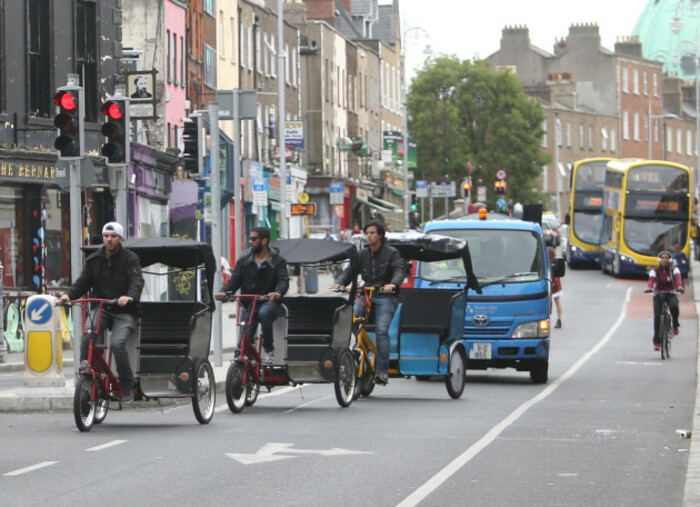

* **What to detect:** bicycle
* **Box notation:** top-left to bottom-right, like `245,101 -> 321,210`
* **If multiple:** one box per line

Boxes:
63,298 -> 120,432
350,286 -> 380,398
647,289 -> 680,360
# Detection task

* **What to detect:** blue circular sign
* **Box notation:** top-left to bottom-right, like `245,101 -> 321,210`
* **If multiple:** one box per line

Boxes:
27,298 -> 53,325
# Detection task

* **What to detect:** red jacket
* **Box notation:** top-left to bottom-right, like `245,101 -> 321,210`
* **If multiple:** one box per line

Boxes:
647,265 -> 683,291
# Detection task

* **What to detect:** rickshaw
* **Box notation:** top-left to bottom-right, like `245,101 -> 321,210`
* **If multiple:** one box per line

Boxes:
222,237 -> 360,413
353,231 -> 481,399
71,237 -> 217,431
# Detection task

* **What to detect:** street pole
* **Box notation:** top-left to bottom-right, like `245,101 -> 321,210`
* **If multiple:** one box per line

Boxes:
233,89 -> 242,261
442,87 -> 449,216
476,95 -> 483,185
209,102 -> 223,366
278,0 -> 288,239
555,113 -> 561,219
402,46 -> 410,230
70,158 -> 82,371
695,52 -> 699,200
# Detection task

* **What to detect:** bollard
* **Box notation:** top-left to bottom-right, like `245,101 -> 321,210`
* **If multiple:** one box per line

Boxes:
23,294 -> 65,387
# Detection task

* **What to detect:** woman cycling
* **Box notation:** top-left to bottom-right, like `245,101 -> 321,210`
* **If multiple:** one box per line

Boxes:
645,250 -> 684,351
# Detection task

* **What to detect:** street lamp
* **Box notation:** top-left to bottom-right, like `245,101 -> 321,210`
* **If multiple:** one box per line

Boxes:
401,25 -> 432,229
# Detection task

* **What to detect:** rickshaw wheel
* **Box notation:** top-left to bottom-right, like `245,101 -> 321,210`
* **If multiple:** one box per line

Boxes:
94,381 -> 109,424
245,377 -> 260,407
192,360 -> 216,424
226,362 -> 247,413
445,348 -> 466,399
74,376 -> 97,432
334,349 -> 357,408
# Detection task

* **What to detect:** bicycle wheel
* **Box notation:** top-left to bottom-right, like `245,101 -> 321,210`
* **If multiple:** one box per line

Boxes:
358,356 -> 375,397
192,360 -> 216,424
94,380 -> 109,424
245,376 -> 260,407
334,349 -> 356,408
74,376 -> 97,432
226,362 -> 247,413
660,314 -> 669,360
663,314 -> 672,360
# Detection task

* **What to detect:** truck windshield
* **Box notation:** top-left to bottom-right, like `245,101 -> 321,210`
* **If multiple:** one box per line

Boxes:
422,228 -> 545,283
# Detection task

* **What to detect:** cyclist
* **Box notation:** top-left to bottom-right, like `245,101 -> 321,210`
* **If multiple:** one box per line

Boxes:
645,250 -> 684,351
215,226 -> 289,364
331,219 -> 405,385
58,222 -> 144,403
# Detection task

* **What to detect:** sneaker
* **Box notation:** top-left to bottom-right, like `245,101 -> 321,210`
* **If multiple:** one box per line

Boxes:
554,319 -> 562,329
262,350 -> 274,364
374,372 -> 388,385
673,327 -> 679,336
121,388 -> 134,404
654,343 -> 661,351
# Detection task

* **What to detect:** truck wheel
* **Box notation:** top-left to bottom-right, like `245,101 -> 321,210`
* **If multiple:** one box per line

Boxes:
530,360 -> 548,384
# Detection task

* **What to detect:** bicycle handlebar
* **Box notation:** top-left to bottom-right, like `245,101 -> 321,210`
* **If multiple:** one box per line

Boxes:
58,297 -> 119,307
220,292 -> 271,304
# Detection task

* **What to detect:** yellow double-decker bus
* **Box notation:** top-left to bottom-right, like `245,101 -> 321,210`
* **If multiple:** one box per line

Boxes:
601,159 -> 692,276
566,158 -> 613,267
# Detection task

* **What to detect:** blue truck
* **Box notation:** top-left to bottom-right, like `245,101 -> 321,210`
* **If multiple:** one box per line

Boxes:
419,211 -> 564,383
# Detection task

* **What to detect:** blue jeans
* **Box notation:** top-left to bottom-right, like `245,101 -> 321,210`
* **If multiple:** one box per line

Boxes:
240,301 -> 285,352
354,294 -> 398,374
81,311 -> 138,389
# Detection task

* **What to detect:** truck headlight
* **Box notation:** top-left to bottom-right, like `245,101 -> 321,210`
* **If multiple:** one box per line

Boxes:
511,320 -> 549,338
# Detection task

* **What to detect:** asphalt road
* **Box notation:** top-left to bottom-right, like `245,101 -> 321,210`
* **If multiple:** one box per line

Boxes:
0,267 -> 696,507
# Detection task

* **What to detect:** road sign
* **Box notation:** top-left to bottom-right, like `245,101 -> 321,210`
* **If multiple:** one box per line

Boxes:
285,120 -> 304,148
27,298 -> 52,325
253,178 -> 268,207
290,203 -> 316,216
298,192 -> 309,203
329,182 -> 345,204
431,181 -> 456,198
496,169 -> 507,180
415,180 -> 429,198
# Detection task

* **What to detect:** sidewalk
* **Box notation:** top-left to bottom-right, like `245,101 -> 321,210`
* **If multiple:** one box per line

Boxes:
0,270 -> 337,412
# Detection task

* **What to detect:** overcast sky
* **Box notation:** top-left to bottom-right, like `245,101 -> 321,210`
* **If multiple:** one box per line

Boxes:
393,0 -> 645,73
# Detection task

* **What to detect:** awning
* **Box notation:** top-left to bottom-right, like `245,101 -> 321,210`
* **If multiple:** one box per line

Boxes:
369,195 -> 402,212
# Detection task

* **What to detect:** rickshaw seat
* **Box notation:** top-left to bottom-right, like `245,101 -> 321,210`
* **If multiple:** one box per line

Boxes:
286,334 -> 333,345
139,302 -> 196,356
283,296 -> 346,344
399,289 -> 456,335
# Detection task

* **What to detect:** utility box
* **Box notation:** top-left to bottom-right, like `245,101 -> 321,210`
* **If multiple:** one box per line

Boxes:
23,295 -> 65,387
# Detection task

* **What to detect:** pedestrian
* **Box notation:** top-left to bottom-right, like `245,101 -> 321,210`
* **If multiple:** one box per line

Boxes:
547,246 -> 562,329
57,222 -> 144,404
507,198 -> 514,216
215,226 -> 289,364
513,201 -> 524,219
331,219 -> 405,385
409,211 -> 421,231
324,228 -> 335,240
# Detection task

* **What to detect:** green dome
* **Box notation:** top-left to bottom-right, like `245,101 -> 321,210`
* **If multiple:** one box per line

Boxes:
633,0 -> 700,78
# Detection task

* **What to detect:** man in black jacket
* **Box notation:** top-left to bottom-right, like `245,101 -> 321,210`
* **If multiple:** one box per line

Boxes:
58,222 -> 144,403
216,226 -> 289,363
332,220 -> 404,385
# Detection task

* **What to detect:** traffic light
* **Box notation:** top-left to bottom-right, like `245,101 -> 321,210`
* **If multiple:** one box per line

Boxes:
53,87 -> 83,158
461,180 -> 471,199
100,97 -> 130,164
494,180 -> 507,194
410,191 -> 418,211
182,114 -> 203,173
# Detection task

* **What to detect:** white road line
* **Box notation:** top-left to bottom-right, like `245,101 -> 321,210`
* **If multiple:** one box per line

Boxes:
214,385 -> 300,413
85,440 -> 128,452
4,461 -> 58,476
397,287 -> 633,507
284,396 -> 331,413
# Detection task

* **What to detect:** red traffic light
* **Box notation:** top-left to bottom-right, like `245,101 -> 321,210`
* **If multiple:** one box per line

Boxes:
54,91 -> 77,111
101,101 -> 124,120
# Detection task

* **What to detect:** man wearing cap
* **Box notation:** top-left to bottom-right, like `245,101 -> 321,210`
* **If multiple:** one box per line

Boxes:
58,222 -> 144,403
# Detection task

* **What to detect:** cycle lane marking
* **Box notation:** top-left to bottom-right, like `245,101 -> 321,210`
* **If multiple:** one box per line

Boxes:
397,286 -> 632,507
85,440 -> 128,452
4,461 -> 58,476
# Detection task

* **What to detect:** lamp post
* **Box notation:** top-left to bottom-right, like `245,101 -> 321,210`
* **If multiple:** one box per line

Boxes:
401,25 -> 432,230
439,85 -> 454,215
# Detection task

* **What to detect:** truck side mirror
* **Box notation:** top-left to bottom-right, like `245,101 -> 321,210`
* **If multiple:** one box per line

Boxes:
553,258 -> 566,278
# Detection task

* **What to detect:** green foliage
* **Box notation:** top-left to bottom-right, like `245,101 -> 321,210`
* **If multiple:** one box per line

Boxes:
408,56 -> 551,212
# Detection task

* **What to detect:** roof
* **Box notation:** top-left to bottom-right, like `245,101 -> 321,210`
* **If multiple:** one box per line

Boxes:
423,217 -> 542,233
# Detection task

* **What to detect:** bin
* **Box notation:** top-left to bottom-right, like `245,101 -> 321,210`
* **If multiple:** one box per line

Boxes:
304,266 -> 318,294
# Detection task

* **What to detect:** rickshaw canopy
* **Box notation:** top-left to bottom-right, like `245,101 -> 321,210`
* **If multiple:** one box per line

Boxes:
82,237 -> 217,303
270,237 -> 358,266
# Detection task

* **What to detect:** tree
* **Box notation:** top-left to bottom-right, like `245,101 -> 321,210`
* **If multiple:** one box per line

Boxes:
408,56 -> 551,213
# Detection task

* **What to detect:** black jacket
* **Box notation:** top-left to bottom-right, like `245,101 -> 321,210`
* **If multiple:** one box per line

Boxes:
335,243 -> 405,289
224,248 -> 289,308
65,244 -> 144,315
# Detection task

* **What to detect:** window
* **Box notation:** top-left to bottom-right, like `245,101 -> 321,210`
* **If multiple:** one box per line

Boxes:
203,43 -> 216,89
645,113 -> 650,142
667,126 -> 673,152
677,128 -> 682,154
566,122 -> 571,147
687,130 -> 693,156
653,73 -> 659,97
643,71 -> 648,96
622,111 -> 629,140
541,120 -> 548,147
28,0 -> 51,118
203,0 -> 215,17
181,36 -> 185,87
610,128 -> 616,152
218,11 -> 224,58
271,35 -> 276,78
579,124 -> 584,149
633,112 -> 640,141
247,25 -> 253,70
601,127 -> 609,151
633,69 -> 639,95
76,1 -> 97,122
172,31 -> 178,85
285,44 -> 290,84
588,125 -> 593,149
257,30 -> 262,74
622,67 -> 629,93
167,29 -> 171,82
230,17 -> 235,61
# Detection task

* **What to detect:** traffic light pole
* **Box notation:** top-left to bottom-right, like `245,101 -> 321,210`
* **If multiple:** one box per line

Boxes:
209,102 -> 223,367
69,158 -> 83,372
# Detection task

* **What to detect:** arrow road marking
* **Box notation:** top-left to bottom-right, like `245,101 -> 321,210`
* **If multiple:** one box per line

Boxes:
30,302 -> 50,321
4,461 -> 58,476
226,442 -> 371,465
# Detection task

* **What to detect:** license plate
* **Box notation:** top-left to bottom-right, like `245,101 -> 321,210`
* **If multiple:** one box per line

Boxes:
469,342 -> 492,360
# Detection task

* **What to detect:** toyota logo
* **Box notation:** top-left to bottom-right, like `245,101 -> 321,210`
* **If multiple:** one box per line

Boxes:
473,315 -> 489,326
